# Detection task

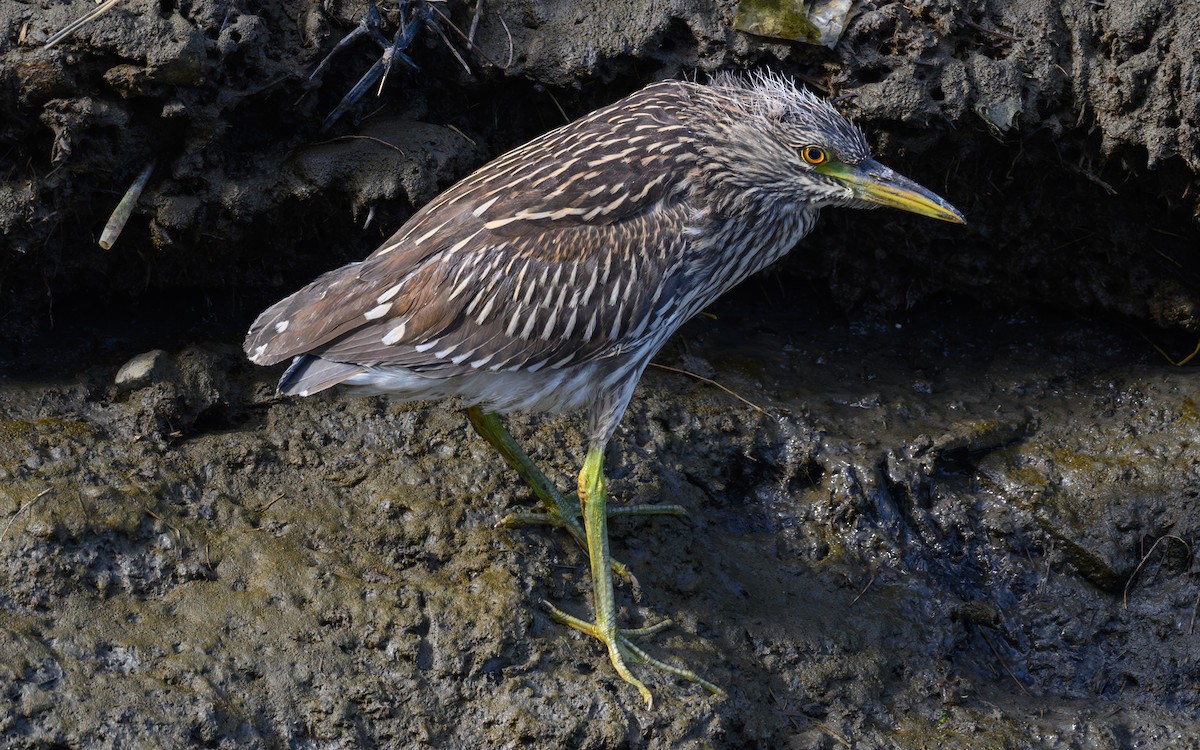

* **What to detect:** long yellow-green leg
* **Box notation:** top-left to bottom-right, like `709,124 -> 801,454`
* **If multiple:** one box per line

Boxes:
579,445 -> 651,705
466,407 -> 684,581
549,445 -> 726,707
466,406 -> 586,542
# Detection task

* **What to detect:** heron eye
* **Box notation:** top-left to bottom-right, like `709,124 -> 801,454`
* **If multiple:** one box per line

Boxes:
801,146 -> 827,165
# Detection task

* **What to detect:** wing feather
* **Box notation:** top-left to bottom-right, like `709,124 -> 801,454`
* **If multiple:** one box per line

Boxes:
244,80 -> 704,384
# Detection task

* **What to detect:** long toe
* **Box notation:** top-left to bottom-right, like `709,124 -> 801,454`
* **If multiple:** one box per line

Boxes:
544,601 -> 725,704
500,509 -> 641,582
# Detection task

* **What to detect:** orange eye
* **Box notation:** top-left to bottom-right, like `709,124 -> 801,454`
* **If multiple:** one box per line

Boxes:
801,146 -> 827,165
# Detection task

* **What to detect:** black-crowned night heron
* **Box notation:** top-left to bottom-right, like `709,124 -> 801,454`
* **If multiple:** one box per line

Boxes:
245,72 -> 964,706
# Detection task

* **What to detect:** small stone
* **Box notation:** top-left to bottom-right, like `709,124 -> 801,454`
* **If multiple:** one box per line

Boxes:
114,349 -> 172,391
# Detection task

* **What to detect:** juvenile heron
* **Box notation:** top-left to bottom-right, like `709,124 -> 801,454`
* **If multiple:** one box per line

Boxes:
245,72 -> 964,706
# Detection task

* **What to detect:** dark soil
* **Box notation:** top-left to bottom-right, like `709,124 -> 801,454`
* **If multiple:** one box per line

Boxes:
1,1 -> 1198,748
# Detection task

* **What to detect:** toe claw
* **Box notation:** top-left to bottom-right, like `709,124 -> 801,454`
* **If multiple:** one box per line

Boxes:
544,601 -> 724,700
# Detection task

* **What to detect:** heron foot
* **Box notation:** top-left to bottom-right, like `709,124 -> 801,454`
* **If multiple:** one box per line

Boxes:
556,445 -> 724,707
468,408 -> 682,583
544,600 -> 726,705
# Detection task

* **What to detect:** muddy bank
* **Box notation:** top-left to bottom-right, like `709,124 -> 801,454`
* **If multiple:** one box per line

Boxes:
1,0 -> 1199,748
0,0 -> 1197,338
3,292 -> 1199,748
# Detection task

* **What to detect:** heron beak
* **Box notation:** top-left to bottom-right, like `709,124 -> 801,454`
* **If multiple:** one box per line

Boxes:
817,158 -> 965,224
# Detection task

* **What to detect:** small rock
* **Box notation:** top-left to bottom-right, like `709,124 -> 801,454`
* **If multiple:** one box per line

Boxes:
114,349 -> 173,392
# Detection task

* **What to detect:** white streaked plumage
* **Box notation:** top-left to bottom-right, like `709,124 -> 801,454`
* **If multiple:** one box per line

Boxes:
245,72 -> 880,445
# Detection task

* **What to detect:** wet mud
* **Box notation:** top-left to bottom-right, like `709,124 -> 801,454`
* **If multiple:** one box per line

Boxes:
3,293 -> 1199,748
2,0 -> 1199,747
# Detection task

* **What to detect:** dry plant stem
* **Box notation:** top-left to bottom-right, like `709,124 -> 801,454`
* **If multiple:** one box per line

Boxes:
44,0 -> 127,48
1147,336 -> 1200,366
100,161 -> 156,250
0,488 -> 52,544
1123,534 -> 1192,608
649,362 -> 769,414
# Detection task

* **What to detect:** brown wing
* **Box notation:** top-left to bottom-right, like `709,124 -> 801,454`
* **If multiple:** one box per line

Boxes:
244,80 -> 705,385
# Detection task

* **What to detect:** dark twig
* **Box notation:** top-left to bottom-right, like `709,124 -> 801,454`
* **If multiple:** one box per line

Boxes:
649,362 -> 768,415
0,488 -> 52,544
497,13 -> 514,69
467,0 -> 484,43
849,573 -> 878,606
425,11 -> 474,75
978,627 -> 1032,697
310,134 -> 409,156
1123,534 -> 1191,608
